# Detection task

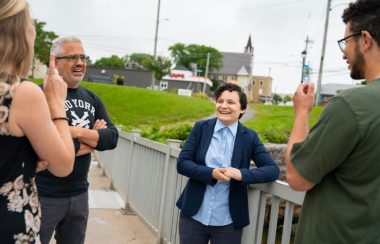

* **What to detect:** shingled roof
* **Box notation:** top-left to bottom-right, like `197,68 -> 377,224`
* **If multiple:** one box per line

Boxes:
212,52 -> 253,75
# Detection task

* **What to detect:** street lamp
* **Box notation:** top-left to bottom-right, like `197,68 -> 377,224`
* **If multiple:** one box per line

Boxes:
301,50 -> 307,83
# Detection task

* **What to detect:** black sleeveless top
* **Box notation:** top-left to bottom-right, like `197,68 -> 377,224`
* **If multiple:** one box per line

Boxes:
0,80 -> 40,243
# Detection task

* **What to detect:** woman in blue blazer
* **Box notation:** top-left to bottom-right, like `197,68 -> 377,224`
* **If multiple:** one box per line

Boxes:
176,83 -> 279,244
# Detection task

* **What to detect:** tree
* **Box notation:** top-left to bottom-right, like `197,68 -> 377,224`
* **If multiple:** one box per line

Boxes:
94,55 -> 125,68
127,53 -> 172,82
127,53 -> 153,67
168,43 -> 223,75
113,74 -> 125,85
272,93 -> 283,105
210,79 -> 219,92
283,95 -> 292,104
34,19 -> 58,68
142,56 -> 172,82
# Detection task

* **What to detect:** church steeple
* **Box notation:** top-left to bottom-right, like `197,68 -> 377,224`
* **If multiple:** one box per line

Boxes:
244,34 -> 254,54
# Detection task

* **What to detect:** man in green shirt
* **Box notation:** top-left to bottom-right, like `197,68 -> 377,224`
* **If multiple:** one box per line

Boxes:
285,0 -> 380,243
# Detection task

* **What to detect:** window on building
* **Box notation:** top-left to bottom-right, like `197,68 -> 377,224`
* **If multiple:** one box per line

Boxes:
160,81 -> 168,91
260,80 -> 263,86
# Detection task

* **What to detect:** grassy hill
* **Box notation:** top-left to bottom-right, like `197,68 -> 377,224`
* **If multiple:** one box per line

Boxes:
34,79 -> 324,143
246,104 -> 323,143
80,82 -> 215,130
34,79 -> 215,130
80,83 -> 324,143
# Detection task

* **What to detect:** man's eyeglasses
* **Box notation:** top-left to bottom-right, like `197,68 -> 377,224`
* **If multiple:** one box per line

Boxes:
337,32 -> 361,52
56,55 -> 90,62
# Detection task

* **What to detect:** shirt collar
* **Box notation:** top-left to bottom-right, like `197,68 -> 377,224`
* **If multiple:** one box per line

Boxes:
214,119 -> 238,136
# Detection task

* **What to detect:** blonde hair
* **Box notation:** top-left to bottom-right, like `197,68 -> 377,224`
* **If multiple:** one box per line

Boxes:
0,0 -> 30,135
0,0 -> 27,21
0,0 -> 31,79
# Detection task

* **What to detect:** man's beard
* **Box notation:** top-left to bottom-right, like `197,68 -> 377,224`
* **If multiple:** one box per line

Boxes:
350,44 -> 365,80
71,74 -> 84,83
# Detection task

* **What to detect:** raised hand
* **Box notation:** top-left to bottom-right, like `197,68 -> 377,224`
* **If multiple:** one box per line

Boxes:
293,82 -> 315,116
43,55 -> 67,118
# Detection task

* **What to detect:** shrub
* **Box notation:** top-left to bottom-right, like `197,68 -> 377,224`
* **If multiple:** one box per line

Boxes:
141,123 -> 193,145
192,92 -> 209,100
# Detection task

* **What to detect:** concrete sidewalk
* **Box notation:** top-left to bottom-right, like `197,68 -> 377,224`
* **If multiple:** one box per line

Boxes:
49,158 -> 157,244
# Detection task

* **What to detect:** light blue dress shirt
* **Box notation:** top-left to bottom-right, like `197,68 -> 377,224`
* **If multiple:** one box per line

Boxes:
192,119 -> 238,226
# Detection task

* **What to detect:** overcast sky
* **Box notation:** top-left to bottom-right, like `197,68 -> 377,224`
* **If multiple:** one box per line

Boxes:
29,0 -> 356,94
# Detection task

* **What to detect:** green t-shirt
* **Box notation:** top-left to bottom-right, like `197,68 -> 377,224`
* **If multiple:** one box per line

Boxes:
291,79 -> 380,244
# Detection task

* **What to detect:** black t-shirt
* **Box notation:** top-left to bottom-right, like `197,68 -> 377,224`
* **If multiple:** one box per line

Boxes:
36,86 -> 118,197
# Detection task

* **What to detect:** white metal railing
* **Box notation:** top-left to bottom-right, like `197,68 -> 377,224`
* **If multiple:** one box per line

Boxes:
96,131 -> 305,244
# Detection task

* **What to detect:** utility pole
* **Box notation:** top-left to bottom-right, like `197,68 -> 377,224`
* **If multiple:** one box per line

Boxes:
151,0 -> 161,90
315,0 -> 332,105
202,52 -> 210,94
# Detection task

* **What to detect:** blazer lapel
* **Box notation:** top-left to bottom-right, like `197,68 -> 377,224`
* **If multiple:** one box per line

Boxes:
231,122 -> 246,168
198,118 -> 216,164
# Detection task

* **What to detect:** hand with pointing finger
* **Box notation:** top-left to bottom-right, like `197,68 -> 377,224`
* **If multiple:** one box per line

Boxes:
43,55 -> 67,118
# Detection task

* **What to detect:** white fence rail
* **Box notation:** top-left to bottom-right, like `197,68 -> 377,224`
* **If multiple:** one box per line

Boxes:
96,131 -> 305,244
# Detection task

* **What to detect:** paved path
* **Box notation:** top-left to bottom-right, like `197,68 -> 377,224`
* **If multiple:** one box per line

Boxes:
49,158 -> 156,244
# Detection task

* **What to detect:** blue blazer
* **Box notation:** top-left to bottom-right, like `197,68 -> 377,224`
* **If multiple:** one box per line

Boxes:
176,118 -> 279,229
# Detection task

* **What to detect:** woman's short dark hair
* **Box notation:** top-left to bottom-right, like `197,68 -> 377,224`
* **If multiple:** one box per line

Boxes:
214,83 -> 247,119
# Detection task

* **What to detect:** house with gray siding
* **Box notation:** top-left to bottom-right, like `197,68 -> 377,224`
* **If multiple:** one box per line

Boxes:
83,66 -> 153,88
84,65 -> 212,93
319,83 -> 363,104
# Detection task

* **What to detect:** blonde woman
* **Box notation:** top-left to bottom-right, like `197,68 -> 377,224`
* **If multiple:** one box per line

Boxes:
0,0 -> 75,243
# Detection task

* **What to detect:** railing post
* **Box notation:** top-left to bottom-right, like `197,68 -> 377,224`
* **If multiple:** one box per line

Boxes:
121,129 -> 141,215
132,129 -> 141,137
167,139 -> 181,149
157,139 -> 181,244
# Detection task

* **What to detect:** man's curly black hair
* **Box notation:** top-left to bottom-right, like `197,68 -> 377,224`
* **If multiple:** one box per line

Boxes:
342,0 -> 380,47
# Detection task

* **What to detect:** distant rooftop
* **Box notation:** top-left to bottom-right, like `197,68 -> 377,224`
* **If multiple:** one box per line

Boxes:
212,52 -> 253,75
172,65 -> 189,71
321,83 -> 362,96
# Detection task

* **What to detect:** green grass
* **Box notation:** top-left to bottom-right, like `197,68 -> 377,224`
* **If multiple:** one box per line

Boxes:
33,79 -> 215,131
34,79 -> 325,143
244,104 -> 323,143
80,82 -> 215,130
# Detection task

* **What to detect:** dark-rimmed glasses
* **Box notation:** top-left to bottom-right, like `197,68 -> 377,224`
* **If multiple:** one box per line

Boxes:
56,55 -> 90,62
337,32 -> 361,52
